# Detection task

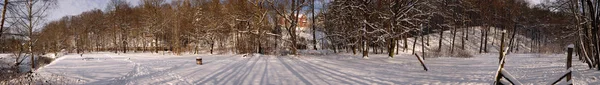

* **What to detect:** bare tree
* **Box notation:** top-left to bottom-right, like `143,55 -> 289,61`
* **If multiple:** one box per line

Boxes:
267,0 -> 309,55
0,0 -> 9,38
6,0 -> 56,72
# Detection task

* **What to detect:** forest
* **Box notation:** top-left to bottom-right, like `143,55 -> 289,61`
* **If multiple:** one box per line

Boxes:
0,0 -> 573,55
0,0 -> 587,64
0,0 -> 591,68
3,0 -> 600,84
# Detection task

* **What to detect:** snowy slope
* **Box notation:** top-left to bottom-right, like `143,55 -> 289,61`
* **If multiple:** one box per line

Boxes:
27,52 -> 598,84
402,26 -> 534,56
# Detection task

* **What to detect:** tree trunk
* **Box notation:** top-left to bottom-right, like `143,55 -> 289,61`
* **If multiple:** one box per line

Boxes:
28,0 -> 34,72
363,40 -> 368,58
466,27 -> 469,40
484,27 -> 489,53
396,39 -> 399,54
404,35 -> 408,52
123,28 -> 128,53
210,41 -> 214,54
155,36 -> 159,53
530,30 -> 534,53
333,44 -> 338,53
114,28 -> 118,53
413,34 -> 418,54
438,29 -> 443,52
426,27 -> 430,46
374,46 -> 378,54
451,26 -> 457,53
388,38 -> 395,58
480,27 -> 484,53
515,38 -> 521,52
312,0 -> 317,50
143,38 -> 147,52
0,0 -> 8,39
421,29 -> 426,60
491,27 -> 496,46
589,0 -> 600,70
461,27 -> 465,50
508,24 -> 518,53
352,45 -> 356,55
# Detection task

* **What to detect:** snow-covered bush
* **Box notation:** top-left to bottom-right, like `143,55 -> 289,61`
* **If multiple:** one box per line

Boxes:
426,49 -> 441,58
3,73 -> 79,85
453,49 -> 473,58
427,48 -> 473,58
35,57 -> 54,68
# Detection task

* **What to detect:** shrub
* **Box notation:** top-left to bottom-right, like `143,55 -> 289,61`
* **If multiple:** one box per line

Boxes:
426,48 -> 473,58
35,56 -> 54,69
453,49 -> 474,58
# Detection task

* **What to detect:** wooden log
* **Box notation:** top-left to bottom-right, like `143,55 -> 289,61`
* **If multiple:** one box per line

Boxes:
499,78 -> 511,85
550,71 -> 572,85
500,68 -> 523,85
499,30 -> 506,64
494,55 -> 506,85
495,30 -> 508,85
413,53 -> 428,71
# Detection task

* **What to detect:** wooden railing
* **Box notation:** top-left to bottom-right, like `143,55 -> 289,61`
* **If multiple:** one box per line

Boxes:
493,30 -> 574,85
493,30 -> 523,85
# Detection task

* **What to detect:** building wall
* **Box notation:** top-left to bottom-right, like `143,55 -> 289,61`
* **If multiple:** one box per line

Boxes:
278,14 -> 309,31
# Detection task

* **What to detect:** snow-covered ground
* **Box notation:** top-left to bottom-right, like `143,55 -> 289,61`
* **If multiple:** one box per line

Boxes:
31,52 -> 598,84
0,54 -> 10,68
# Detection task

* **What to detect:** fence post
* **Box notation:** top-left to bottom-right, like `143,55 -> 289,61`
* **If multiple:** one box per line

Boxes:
413,53 -> 428,71
567,45 -> 573,81
494,30 -> 507,85
499,30 -> 506,66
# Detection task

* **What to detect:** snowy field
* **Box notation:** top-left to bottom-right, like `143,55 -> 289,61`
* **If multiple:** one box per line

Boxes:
32,52 -> 599,84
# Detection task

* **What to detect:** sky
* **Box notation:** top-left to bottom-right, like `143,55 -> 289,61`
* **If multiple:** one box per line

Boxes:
527,0 -> 543,6
47,0 -> 140,22
46,0 -> 545,23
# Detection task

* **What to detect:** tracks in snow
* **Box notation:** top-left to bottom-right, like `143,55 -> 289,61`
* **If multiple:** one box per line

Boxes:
193,55 -> 392,85
104,54 -> 193,84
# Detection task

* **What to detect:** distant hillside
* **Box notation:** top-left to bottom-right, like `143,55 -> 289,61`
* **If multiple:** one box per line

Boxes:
401,26 -> 535,57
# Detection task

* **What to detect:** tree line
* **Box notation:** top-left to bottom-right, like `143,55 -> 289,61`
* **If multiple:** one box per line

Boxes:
33,0 -> 284,55
320,0 -> 574,58
0,0 -> 579,59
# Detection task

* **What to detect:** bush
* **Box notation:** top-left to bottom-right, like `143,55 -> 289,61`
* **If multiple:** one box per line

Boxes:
35,56 -> 54,69
426,48 -> 473,58
425,48 -> 443,58
0,55 -> 64,84
452,49 -> 474,58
